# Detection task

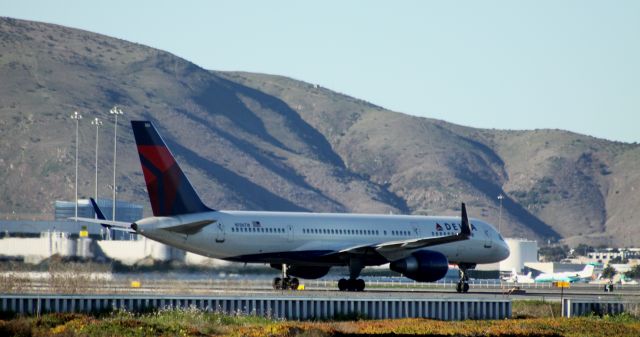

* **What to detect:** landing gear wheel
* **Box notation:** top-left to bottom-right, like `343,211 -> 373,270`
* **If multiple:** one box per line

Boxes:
338,278 -> 348,291
273,277 -> 282,290
355,278 -> 365,292
340,278 -> 366,291
339,257 -> 366,292
290,278 -> 299,290
456,263 -> 475,294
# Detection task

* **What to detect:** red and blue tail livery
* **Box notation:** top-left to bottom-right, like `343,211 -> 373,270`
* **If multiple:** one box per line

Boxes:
131,121 -> 213,216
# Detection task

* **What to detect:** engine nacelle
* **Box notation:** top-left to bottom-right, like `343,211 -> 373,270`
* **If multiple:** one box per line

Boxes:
270,264 -> 331,279
389,250 -> 449,282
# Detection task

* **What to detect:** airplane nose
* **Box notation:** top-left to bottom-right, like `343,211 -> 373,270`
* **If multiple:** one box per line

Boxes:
499,241 -> 510,260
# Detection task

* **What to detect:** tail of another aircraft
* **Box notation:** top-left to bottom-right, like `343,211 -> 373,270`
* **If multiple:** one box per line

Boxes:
131,121 -> 213,216
580,264 -> 595,278
89,198 -> 107,222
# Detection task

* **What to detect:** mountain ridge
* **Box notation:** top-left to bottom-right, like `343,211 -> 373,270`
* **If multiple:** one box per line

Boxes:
1,17 -> 638,247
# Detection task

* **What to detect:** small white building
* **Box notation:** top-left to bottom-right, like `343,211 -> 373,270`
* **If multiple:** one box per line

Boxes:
587,248 -> 640,262
474,238 -> 538,273
498,238 -> 538,272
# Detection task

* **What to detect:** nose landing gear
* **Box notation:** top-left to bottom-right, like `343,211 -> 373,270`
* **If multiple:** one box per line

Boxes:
456,264 -> 473,293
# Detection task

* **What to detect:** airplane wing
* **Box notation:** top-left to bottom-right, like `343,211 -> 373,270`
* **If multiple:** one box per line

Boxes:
336,203 -> 472,261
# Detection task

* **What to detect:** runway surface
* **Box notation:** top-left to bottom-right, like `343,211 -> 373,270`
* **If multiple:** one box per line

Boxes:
4,274 -> 638,302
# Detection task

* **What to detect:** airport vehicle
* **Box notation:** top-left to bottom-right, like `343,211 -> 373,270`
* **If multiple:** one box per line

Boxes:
503,268 -> 534,283
75,121 -> 510,292
534,264 -> 595,283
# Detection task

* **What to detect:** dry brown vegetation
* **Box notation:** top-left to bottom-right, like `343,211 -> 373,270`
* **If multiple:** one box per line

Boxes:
0,306 -> 638,337
1,17 -> 640,246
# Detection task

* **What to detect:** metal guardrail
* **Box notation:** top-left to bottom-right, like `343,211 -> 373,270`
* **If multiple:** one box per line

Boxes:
563,298 -> 640,318
0,294 -> 511,320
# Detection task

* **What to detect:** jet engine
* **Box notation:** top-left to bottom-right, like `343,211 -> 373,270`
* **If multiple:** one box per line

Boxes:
270,264 -> 331,279
389,250 -> 449,282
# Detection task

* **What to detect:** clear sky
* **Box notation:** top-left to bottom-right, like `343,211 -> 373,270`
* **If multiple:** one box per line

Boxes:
4,1 -> 640,143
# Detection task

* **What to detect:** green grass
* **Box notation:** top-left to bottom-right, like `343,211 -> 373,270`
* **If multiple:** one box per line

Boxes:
512,300 -> 562,319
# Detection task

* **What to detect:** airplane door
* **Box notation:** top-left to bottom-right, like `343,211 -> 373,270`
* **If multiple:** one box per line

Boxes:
483,228 -> 492,248
287,225 -> 294,242
215,222 -> 225,243
411,222 -> 420,237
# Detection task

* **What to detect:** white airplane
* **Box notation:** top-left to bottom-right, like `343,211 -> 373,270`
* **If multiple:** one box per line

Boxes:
503,268 -> 534,283
74,120 -> 510,292
534,264 -> 595,283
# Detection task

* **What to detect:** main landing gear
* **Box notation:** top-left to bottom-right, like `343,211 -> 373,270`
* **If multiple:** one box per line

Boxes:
273,264 -> 299,290
273,276 -> 299,290
338,257 -> 366,292
456,264 -> 472,293
338,278 -> 365,291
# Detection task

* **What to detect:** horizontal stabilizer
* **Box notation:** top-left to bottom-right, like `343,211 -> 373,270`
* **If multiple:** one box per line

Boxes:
162,220 -> 215,235
69,217 -> 134,232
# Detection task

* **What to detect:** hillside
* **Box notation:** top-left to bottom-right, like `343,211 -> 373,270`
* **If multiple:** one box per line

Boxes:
1,17 -> 638,246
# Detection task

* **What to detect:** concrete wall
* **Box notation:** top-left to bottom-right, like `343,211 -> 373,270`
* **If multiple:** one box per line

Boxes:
0,231 -> 76,263
96,238 -> 185,265
0,233 -> 189,265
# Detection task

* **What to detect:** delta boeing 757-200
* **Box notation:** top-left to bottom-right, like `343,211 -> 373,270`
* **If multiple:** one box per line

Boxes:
74,120 -> 510,292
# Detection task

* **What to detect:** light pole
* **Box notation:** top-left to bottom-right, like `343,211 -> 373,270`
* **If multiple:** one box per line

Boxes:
497,194 -> 504,234
91,117 -> 102,215
109,106 -> 123,223
70,111 -> 82,221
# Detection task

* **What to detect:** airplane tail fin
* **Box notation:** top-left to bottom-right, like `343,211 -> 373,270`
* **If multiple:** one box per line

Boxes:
131,121 -> 213,216
580,264 -> 595,278
89,198 -> 112,231
89,198 -> 107,221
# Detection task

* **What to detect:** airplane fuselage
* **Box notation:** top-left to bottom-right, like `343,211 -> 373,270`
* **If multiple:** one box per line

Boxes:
135,210 -> 510,268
